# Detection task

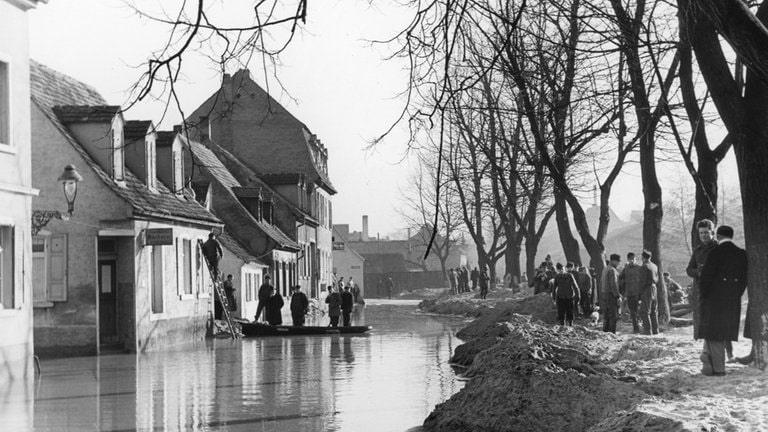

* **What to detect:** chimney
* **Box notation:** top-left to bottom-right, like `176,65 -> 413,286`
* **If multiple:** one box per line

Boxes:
362,215 -> 369,241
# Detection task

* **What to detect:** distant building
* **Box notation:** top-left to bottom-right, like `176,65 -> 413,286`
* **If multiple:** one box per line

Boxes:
337,216 -> 470,273
0,0 -> 46,386
30,62 -> 222,356
331,226 -> 365,298
186,69 -> 336,296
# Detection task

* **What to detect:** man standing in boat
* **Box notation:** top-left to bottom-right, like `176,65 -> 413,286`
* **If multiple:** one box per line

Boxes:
326,286 -> 342,327
255,275 -> 274,323
341,285 -> 354,327
290,285 -> 309,326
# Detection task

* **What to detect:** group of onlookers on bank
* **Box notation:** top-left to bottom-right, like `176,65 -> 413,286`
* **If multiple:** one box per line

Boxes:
528,220 -> 750,376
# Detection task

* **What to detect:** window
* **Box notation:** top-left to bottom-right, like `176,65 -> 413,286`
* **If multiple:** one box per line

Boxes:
147,136 -> 157,190
177,238 -> 194,296
0,61 -> 9,145
245,273 -> 252,302
0,226 -> 15,309
173,148 -> 183,194
111,125 -> 125,181
151,245 -> 163,313
32,234 -> 68,303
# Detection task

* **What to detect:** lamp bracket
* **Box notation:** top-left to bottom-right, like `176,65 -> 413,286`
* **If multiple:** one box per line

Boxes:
31,210 -> 70,235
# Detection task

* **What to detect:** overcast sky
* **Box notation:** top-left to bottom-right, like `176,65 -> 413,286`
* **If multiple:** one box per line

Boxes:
29,0 -> 742,238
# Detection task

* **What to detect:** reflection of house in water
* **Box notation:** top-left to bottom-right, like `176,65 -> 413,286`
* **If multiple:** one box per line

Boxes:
334,216 -> 472,297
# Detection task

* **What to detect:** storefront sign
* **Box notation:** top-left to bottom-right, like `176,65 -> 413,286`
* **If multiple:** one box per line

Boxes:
145,228 -> 173,246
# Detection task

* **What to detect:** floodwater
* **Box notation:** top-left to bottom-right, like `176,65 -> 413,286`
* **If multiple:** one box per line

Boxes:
2,300 -> 466,432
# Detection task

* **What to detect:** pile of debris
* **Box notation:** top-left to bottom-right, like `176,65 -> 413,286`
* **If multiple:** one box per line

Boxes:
425,314 -> 657,432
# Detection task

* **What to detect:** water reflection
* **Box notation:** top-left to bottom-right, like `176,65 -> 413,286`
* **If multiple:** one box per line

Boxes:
10,301 -> 464,431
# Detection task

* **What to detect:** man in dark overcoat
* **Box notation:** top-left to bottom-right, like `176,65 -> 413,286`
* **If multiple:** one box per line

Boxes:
687,219 -> 718,340
698,225 -> 748,375
638,250 -> 659,335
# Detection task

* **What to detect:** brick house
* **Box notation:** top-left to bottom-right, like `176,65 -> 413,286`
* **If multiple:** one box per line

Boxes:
183,138 -> 299,318
30,62 -> 223,356
185,69 -> 336,298
0,0 -> 46,387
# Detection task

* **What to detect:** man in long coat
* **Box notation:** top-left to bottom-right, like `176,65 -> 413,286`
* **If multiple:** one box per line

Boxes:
600,254 -> 622,333
638,250 -> 659,335
687,219 -> 718,340
698,225 -> 748,376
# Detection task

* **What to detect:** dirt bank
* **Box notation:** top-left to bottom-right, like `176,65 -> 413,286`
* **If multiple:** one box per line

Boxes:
423,293 -> 767,431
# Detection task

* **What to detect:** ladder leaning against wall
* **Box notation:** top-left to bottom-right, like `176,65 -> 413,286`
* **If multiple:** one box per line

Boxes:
198,239 -> 238,339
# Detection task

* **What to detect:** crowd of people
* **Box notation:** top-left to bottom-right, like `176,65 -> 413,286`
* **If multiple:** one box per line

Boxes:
527,219 -> 750,377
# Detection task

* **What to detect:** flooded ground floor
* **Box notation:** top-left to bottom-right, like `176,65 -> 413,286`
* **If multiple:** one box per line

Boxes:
1,300 -> 466,431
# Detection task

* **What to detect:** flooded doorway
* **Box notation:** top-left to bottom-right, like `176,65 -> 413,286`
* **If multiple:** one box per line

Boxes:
98,259 -> 118,345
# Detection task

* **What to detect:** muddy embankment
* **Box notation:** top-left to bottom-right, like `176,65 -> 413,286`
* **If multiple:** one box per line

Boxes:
418,293 -> 696,432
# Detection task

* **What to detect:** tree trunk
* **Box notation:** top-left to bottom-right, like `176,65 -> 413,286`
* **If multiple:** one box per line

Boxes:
555,188 -> 581,265
738,147 -> 768,370
691,156 -> 719,248
505,239 -> 522,281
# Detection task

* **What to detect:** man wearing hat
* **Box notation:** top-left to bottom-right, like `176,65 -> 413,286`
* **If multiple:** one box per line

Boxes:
638,249 -> 660,335
255,274 -> 274,323
600,254 -> 622,333
698,225 -> 748,376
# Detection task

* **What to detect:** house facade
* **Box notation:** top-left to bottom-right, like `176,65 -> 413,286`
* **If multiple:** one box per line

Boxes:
186,70 -> 336,298
30,62 -> 222,356
0,0 -> 45,386
183,138 -> 300,313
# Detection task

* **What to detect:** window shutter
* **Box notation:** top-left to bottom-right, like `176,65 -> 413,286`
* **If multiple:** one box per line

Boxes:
48,234 -> 67,301
176,238 -> 183,295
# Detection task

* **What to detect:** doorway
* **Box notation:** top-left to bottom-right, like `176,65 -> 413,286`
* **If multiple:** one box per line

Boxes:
99,260 -> 118,345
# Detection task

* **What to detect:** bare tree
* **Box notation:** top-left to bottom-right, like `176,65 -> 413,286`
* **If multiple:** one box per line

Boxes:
123,1 -> 308,122
400,151 -> 463,277
679,0 -> 768,369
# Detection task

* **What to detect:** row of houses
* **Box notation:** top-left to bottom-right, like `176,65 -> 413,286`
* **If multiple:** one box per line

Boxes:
1,0 -> 337,385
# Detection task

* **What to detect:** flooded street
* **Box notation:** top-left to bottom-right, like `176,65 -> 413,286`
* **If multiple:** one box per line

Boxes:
2,300 -> 466,432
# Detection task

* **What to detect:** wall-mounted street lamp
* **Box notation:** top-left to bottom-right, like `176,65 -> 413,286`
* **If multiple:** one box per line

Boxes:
31,165 -> 83,235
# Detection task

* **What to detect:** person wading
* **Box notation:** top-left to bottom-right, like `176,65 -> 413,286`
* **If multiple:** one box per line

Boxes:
698,225 -> 748,376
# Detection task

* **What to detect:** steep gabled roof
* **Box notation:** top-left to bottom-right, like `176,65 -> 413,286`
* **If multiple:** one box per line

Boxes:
188,69 -> 336,194
207,142 -> 318,225
183,137 -> 299,250
218,231 -> 266,267
54,105 -> 121,124
124,120 -> 153,141
30,60 -> 221,228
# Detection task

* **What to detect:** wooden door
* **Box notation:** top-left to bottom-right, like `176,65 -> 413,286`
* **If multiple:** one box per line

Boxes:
99,260 -> 118,344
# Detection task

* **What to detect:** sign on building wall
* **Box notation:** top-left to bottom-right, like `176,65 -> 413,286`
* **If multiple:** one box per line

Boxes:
333,241 -> 345,250
145,228 -> 174,246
